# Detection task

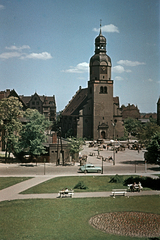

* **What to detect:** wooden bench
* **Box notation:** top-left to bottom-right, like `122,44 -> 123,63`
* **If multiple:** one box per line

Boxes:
58,190 -> 74,198
112,189 -> 127,197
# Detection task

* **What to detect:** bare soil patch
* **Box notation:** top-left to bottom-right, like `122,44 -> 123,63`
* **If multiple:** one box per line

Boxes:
89,212 -> 160,238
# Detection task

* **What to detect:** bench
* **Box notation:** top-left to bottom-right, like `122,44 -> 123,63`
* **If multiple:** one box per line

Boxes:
58,190 -> 74,198
112,189 -> 127,197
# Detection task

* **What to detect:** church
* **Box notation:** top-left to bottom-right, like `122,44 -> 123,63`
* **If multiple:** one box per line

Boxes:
61,27 -> 124,140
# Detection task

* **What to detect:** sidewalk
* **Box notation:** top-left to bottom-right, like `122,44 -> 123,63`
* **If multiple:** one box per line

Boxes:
0,175 -> 160,202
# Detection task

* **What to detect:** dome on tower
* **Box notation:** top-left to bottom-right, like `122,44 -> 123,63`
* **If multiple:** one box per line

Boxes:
95,32 -> 106,45
90,53 -> 111,67
89,26 -> 111,66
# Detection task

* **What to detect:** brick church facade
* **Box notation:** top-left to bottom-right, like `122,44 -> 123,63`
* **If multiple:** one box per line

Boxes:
61,28 -> 124,140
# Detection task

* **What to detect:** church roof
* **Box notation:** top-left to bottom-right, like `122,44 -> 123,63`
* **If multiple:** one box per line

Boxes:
62,87 -> 88,116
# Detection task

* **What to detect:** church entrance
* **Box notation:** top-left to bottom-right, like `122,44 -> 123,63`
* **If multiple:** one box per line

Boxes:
101,131 -> 105,139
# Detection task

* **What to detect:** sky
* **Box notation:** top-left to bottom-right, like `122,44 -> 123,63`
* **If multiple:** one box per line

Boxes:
0,0 -> 159,113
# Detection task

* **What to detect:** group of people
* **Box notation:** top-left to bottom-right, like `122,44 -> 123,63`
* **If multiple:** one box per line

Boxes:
129,182 -> 143,192
61,188 -> 69,193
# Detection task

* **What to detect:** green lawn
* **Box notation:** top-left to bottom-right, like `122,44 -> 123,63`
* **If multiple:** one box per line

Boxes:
0,177 -> 32,190
21,175 -> 150,194
1,196 -> 160,240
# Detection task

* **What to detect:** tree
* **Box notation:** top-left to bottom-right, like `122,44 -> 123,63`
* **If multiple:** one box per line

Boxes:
124,117 -> 141,137
16,109 -> 51,162
146,131 -> 160,165
67,137 -> 84,161
137,122 -> 160,146
0,97 -> 23,162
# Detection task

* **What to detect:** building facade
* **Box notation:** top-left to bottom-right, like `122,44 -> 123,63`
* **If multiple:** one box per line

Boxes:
0,90 -> 56,122
61,28 -> 124,140
20,92 -> 56,122
121,104 -> 140,120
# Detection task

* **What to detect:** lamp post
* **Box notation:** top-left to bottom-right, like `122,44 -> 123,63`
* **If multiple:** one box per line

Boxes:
44,158 -> 46,175
101,156 -> 105,174
111,121 -> 116,165
57,127 -> 64,166
142,150 -> 148,173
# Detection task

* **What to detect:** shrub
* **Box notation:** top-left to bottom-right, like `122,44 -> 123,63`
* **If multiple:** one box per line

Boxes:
73,181 -> 88,190
123,176 -> 160,190
109,174 -> 123,183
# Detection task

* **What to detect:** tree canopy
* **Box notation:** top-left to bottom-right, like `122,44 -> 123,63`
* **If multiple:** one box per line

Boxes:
67,137 -> 84,161
0,97 -> 52,162
137,122 -> 160,146
16,109 -> 51,161
0,97 -> 23,160
146,132 -> 160,165
124,117 -> 141,137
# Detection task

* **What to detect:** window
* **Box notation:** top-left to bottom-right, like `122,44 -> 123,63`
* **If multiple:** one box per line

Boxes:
104,87 -> 107,93
100,86 -> 107,94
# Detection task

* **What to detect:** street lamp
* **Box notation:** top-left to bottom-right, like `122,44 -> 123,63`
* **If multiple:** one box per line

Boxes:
111,120 -> 116,165
142,150 -> 148,173
101,156 -> 105,174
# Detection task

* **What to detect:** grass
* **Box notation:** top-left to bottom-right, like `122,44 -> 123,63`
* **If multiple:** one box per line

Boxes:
0,196 -> 160,240
0,177 -> 32,190
21,175 -> 150,194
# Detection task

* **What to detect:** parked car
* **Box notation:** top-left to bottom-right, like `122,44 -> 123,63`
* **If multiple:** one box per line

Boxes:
79,163 -> 102,173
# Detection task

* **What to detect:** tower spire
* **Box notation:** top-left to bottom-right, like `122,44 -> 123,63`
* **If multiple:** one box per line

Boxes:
100,19 -> 102,34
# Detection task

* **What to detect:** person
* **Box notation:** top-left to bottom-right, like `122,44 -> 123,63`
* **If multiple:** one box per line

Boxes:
130,184 -> 134,192
133,182 -> 137,191
138,182 -> 143,192
65,188 -> 69,192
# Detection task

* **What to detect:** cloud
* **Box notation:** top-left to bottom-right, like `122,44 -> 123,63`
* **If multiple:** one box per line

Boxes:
5,45 -> 30,51
117,60 -> 145,66
0,5 -> 5,10
0,51 -> 23,59
115,76 -> 124,81
0,45 -> 52,60
112,65 -> 125,73
64,62 -> 89,73
24,52 -> 52,60
148,78 -> 153,82
93,24 -> 119,33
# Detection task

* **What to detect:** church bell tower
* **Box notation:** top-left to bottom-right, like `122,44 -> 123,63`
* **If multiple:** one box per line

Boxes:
88,24 -> 114,140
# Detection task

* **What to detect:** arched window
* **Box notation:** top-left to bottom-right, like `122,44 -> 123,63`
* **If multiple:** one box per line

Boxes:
100,86 -> 103,93
104,87 -> 107,93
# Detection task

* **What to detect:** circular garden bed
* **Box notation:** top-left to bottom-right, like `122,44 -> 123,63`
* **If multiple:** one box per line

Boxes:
89,212 -> 160,238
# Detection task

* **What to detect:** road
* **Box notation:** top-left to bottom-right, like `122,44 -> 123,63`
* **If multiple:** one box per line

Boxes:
0,147 -> 159,177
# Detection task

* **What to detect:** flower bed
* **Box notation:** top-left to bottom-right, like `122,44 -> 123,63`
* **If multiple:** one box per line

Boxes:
89,212 -> 160,238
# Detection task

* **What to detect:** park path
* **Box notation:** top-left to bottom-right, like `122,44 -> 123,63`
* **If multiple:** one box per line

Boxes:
0,175 -> 160,202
